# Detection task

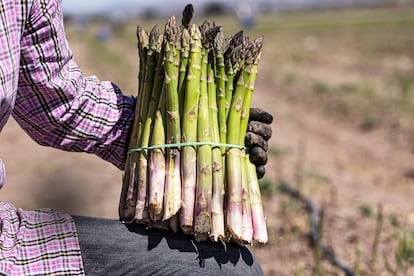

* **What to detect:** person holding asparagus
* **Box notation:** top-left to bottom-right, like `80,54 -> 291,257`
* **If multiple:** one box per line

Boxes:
0,1 -> 272,274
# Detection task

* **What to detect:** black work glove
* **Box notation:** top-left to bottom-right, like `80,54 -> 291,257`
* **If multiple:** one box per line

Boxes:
245,108 -> 273,179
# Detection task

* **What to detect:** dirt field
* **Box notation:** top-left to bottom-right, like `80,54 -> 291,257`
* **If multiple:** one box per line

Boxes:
1,6 -> 414,275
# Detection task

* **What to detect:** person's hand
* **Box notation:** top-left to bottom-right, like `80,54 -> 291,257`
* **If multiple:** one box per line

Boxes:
245,108 -> 273,179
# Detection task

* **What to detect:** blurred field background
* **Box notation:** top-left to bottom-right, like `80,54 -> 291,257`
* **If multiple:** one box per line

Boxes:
1,1 -> 414,275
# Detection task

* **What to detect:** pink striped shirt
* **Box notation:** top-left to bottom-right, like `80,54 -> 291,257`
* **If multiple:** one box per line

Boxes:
0,0 -> 135,274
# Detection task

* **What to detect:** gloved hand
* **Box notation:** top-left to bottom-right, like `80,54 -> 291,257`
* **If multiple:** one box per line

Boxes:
245,108 -> 273,179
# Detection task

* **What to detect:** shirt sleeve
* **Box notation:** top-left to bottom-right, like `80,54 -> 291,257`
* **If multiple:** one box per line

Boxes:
12,0 -> 136,170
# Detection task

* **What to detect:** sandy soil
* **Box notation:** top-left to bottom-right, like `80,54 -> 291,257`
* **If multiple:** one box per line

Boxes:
252,80 -> 414,275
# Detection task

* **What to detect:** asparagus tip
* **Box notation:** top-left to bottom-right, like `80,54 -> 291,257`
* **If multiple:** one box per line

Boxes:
165,16 -> 180,44
137,26 -> 149,48
182,4 -> 194,28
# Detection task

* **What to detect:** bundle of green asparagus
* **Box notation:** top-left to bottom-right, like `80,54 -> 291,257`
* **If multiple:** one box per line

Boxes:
119,4 -> 267,244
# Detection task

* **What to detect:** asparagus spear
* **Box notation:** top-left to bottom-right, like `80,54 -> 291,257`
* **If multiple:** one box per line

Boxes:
208,51 -> 225,242
178,4 -> 193,116
225,50 -> 248,241
154,83 -> 182,233
178,28 -> 190,119
241,38 -> 267,243
213,31 -> 227,152
148,110 -> 166,222
181,4 -> 194,29
140,26 -> 160,127
224,31 -> 244,120
147,36 -> 168,223
239,41 -> 259,243
163,17 -> 182,220
135,26 -> 163,221
214,32 -> 230,240
247,161 -> 268,243
240,38 -> 263,143
137,27 -> 149,121
194,23 -> 214,242
119,27 -> 149,222
241,151 -> 253,244
180,24 -> 202,234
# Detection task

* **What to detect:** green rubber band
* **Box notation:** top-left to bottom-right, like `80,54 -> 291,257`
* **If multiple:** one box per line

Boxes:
128,142 -> 246,155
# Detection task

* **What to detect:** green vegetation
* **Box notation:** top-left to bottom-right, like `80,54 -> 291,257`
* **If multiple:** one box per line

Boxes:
359,203 -> 375,218
384,228 -> 414,276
